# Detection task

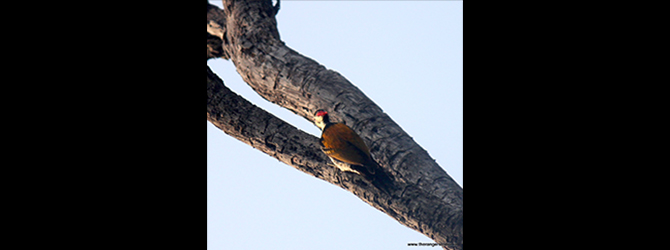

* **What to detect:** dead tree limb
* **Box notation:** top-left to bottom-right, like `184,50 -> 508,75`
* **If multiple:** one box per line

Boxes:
207,1 -> 462,249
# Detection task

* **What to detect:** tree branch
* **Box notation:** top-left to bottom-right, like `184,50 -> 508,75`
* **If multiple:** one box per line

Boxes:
207,66 -> 331,180
207,1 -> 462,249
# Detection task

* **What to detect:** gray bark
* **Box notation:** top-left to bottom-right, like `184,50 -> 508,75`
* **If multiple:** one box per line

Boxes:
207,1 -> 462,249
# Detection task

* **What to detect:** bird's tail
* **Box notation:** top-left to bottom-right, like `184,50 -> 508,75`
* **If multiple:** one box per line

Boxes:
352,161 -> 396,195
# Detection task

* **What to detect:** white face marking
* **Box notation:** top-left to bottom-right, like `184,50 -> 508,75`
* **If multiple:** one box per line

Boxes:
315,116 -> 326,130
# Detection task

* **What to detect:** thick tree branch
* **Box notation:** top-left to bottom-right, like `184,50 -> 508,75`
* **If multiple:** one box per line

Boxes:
207,66 -> 331,180
207,1 -> 462,249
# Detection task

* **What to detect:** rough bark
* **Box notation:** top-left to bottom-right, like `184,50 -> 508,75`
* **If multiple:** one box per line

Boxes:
207,1 -> 462,249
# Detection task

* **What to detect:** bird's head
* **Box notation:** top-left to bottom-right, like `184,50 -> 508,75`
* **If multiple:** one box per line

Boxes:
314,109 -> 330,130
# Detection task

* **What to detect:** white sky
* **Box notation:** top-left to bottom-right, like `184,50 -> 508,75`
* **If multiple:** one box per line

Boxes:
207,1 -> 462,249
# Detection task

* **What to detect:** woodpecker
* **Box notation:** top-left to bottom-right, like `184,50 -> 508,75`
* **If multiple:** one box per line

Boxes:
314,109 -> 393,192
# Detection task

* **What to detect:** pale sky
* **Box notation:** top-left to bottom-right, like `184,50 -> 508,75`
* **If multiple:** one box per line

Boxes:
207,1 -> 463,249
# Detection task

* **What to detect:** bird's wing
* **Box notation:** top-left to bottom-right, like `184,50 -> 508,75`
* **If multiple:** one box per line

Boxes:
321,123 -> 372,166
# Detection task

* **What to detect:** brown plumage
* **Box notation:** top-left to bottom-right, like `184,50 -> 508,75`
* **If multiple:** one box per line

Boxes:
320,123 -> 376,168
314,110 -> 394,193
314,110 -> 374,173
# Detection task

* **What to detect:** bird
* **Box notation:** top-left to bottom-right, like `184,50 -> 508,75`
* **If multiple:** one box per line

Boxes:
314,109 -> 394,193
